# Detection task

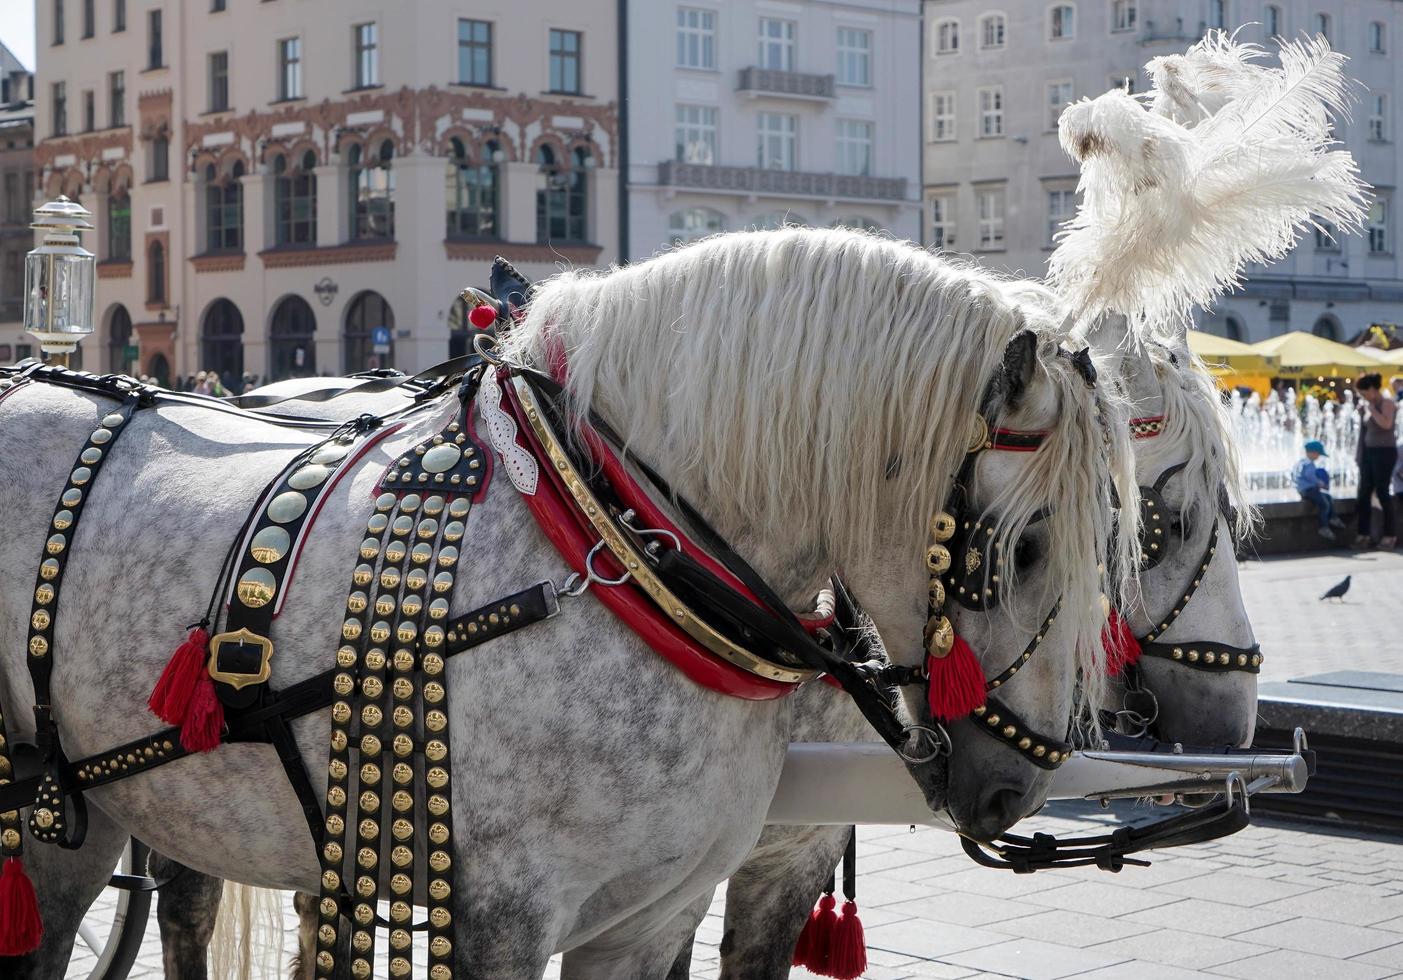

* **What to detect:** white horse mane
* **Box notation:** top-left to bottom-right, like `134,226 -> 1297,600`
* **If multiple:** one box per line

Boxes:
508,227 -> 1135,701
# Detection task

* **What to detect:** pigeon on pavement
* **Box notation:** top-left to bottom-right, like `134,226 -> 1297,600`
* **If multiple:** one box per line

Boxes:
1320,575 -> 1351,601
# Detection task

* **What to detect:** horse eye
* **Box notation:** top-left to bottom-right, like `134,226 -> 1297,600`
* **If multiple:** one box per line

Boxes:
1170,515 -> 1192,539
1013,537 -> 1039,571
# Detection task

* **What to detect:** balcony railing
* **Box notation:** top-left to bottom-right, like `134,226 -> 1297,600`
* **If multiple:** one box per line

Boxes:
737,67 -> 835,100
659,161 -> 907,202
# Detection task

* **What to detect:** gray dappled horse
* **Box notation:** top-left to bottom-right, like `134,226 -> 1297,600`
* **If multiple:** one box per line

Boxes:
0,229 -> 1131,979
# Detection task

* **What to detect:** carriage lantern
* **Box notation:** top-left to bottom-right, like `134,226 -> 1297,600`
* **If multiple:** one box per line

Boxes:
24,195 -> 96,366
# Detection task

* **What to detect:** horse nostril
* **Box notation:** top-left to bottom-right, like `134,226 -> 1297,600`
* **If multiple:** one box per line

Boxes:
967,785 -> 1033,842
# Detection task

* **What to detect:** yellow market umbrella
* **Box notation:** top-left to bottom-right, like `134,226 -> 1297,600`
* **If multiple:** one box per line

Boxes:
1251,331 -> 1386,378
1359,346 -> 1403,367
1186,330 -> 1279,375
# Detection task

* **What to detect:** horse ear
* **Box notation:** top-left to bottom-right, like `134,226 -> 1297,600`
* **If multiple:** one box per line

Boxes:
997,330 -> 1039,410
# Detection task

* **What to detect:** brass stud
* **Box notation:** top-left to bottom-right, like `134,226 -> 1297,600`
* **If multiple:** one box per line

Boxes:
428,878 -> 451,900
1033,745 -> 1046,757
1002,725 -> 1016,738
1018,737 -> 1032,750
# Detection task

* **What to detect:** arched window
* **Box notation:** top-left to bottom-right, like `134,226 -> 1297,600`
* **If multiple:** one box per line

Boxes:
273,150 -> 317,246
447,294 -> 492,358
1265,4 -> 1282,37
204,160 -> 244,253
1313,12 -> 1329,42
107,189 -> 131,261
1312,315 -> 1340,341
349,140 -> 395,240
831,215 -> 881,231
536,145 -> 589,244
933,18 -> 959,54
147,352 -> 170,387
107,304 -> 133,373
1224,315 -> 1244,342
446,136 -> 500,239
1049,4 -> 1076,39
269,295 -> 317,381
201,298 -> 245,388
344,290 -> 394,372
147,239 -> 165,304
667,207 -> 725,245
979,13 -> 1006,49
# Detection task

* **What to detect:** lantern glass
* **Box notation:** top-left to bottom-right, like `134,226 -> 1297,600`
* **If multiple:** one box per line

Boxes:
24,246 -> 95,343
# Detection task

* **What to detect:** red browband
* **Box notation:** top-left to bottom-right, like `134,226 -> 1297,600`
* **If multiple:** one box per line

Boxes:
987,428 -> 1050,452
1130,416 -> 1166,439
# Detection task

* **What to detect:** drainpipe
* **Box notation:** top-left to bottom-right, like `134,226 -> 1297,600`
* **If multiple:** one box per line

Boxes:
617,0 -> 630,263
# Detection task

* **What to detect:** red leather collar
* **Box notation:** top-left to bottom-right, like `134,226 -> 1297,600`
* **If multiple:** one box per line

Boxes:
497,370 -> 798,700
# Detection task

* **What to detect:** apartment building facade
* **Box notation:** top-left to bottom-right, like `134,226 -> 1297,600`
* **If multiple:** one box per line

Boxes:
922,0 -> 1403,342
626,0 -> 922,259
0,43 -> 35,351
32,0 -> 618,385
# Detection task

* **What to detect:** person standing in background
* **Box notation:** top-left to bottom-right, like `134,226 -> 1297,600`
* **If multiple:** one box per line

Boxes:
1355,372 -> 1398,549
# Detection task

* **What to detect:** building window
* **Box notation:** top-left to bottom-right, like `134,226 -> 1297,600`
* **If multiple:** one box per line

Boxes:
3,174 -> 18,222
1050,4 -> 1076,39
82,0 -> 94,38
1046,80 -> 1073,130
107,305 -> 133,373
758,18 -> 796,71
1370,21 -> 1386,53
52,82 -> 67,136
836,119 -> 873,177
1046,188 -> 1076,244
668,207 -> 725,245
928,91 -> 956,141
349,140 -> 395,240
211,0 -> 225,11
109,71 -> 125,127
979,13 -> 1006,49
1265,5 -> 1281,36
977,187 -> 1005,249
757,111 -> 797,170
1223,315 -> 1244,342
201,298 -> 244,387
536,145 -> 589,243
934,19 -> 959,55
1208,1 -> 1228,29
54,0 -> 65,45
344,291 -> 394,372
204,161 -> 244,252
1313,13 -> 1328,42
107,190 -> 131,260
147,239 -> 165,303
675,104 -> 718,164
929,196 -> 954,248
269,295 -> 317,380
837,28 -> 871,85
1111,0 -> 1136,31
83,89 -> 95,131
1370,94 -> 1388,141
1312,315 -> 1339,340
446,137 -> 499,239
354,22 -> 379,88
209,51 -> 229,112
149,134 -> 169,182
677,7 -> 716,70
1368,199 -> 1390,254
273,151 -> 317,246
978,86 -> 1004,137
113,0 -> 124,32
148,9 -> 162,68
278,37 -> 303,100
549,29 -> 582,94
1109,72 -> 1136,94
1314,220 -> 1339,251
458,19 -> 493,85
750,212 -> 806,229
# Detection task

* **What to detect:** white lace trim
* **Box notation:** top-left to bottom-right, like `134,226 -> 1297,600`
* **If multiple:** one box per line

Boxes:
477,368 -> 539,496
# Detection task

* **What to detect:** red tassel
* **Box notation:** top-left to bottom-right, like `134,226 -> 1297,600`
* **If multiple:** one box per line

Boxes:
1103,609 -> 1142,677
148,627 -> 211,725
179,670 -> 224,753
0,857 -> 42,956
827,900 -> 867,980
468,304 -> 497,329
792,893 -> 837,972
926,634 -> 986,722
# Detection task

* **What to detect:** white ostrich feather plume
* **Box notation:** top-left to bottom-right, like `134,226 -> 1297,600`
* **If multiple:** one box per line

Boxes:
1048,32 -> 1370,336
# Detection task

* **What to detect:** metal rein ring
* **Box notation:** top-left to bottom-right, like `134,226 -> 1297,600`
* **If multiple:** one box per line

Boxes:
472,332 -> 506,366
898,723 -> 952,764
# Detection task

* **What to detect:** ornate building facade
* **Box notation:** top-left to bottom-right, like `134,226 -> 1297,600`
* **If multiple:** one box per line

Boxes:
0,42 -> 34,352
32,0 -> 618,384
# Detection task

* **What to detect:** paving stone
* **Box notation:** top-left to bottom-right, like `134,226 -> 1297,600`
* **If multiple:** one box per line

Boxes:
1234,917 -> 1401,959
1022,879 -> 1184,917
879,854 -> 987,881
1211,948 -> 1396,980
1153,869 -> 1319,907
939,936 -> 1131,980
916,867 -> 1081,900
1053,854 -> 1224,888
1087,926 -> 1272,969
884,892 -> 1045,928
1258,883 -> 1403,927
988,908 -> 1154,948
1119,895 -> 1296,938
1374,915 -> 1403,933
884,965 -> 982,979
1349,941 -> 1403,970
1067,962 -> 1212,980
864,947 -> 929,968
862,919 -> 1009,960
864,874 -> 962,907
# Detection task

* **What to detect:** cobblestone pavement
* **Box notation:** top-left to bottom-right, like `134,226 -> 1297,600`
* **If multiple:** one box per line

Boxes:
63,551 -> 1403,978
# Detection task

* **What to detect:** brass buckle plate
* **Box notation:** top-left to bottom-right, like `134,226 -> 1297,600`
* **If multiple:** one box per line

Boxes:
208,628 -> 274,690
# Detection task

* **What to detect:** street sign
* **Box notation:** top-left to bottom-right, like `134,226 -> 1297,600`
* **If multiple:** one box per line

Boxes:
371,325 -> 392,354
123,344 -> 139,362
